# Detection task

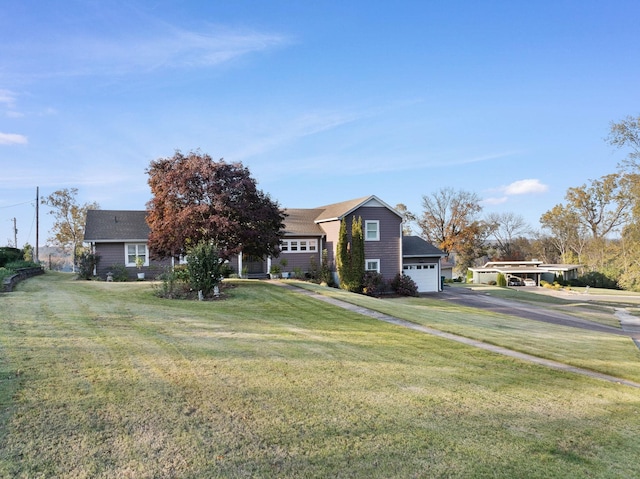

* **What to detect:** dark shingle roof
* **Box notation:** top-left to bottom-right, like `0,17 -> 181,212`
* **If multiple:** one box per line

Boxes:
282,209 -> 325,236
84,210 -> 150,242
83,196 -> 404,242
402,236 -> 445,257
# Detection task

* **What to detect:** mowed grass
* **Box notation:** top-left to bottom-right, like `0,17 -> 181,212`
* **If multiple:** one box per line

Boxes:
0,274 -> 639,478
292,281 -> 640,383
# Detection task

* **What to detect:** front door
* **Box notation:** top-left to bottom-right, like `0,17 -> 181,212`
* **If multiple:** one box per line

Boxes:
244,256 -> 267,276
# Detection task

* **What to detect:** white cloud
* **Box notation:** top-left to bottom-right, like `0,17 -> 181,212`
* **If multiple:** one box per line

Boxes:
481,179 -> 548,207
503,178 -> 549,195
0,132 -> 27,145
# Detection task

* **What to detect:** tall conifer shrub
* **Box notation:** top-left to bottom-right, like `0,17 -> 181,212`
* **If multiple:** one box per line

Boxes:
336,215 -> 365,292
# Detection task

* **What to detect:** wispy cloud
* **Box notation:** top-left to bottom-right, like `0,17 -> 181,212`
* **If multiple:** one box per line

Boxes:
447,151 -> 521,166
0,166 -> 131,188
0,89 -> 24,117
481,196 -> 508,205
7,25 -> 289,79
230,109 -> 369,161
0,133 -> 27,145
0,89 -> 17,107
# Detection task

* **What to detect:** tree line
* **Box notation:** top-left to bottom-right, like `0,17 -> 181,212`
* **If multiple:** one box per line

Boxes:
403,115 -> 640,291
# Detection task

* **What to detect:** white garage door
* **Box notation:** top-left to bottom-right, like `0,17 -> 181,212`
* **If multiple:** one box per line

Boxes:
403,264 -> 439,292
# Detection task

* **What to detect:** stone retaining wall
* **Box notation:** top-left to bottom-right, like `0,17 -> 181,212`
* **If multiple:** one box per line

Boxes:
2,267 -> 45,292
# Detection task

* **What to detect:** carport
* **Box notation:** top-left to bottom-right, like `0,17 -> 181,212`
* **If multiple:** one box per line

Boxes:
469,261 -> 545,285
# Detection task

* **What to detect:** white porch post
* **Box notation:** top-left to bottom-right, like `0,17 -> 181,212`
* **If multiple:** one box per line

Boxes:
238,252 -> 243,278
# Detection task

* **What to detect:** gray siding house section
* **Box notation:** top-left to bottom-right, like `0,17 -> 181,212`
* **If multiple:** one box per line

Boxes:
84,210 -> 171,280
83,195 -> 445,291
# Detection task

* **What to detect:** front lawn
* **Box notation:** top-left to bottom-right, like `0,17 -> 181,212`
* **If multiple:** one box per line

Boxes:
1,274 -> 639,478
292,281 -> 640,383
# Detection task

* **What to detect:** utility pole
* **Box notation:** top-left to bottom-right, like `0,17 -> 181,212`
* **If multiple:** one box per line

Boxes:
35,186 -> 39,263
13,217 -> 17,247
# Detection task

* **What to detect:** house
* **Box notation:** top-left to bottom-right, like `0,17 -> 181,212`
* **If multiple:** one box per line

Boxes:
83,210 -> 172,280
83,195 -> 446,292
468,260 -> 582,286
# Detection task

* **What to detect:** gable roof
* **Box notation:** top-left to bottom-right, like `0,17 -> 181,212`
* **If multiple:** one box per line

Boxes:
402,236 -> 446,258
314,195 -> 402,223
84,210 -> 149,242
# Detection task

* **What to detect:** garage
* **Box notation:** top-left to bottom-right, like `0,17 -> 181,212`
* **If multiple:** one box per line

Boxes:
403,263 -> 440,292
402,236 -> 446,293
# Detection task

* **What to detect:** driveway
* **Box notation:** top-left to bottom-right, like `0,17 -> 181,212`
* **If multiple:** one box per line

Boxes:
436,286 -> 640,340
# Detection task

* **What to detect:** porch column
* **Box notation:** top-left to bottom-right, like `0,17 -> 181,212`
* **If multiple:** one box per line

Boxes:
238,252 -> 243,278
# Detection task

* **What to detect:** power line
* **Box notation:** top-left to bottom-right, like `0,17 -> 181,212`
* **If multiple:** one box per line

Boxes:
0,199 -> 34,209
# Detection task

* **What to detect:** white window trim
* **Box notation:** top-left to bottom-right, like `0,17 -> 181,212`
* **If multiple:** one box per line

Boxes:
365,258 -> 380,273
281,238 -> 318,253
365,220 -> 380,241
125,243 -> 149,267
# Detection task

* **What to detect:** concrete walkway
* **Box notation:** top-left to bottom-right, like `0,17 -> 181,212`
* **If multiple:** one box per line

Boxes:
276,282 -> 640,389
615,308 -> 640,350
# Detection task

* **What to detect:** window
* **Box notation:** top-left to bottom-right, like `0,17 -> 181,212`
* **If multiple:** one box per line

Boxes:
366,259 -> 380,273
125,243 -> 148,267
365,220 -> 380,241
281,239 -> 318,253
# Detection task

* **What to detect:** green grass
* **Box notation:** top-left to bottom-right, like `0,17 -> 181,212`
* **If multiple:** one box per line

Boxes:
292,281 -> 640,383
1,273 -> 640,478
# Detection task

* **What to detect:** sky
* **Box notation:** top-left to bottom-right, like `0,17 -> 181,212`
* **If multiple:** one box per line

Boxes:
1,0 -> 639,249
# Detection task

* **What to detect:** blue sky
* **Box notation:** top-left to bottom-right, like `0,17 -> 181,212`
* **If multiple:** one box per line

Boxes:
1,0 -> 639,248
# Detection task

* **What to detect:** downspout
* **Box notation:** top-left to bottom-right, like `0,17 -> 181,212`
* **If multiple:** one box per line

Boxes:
399,222 -> 403,277
91,242 -> 97,276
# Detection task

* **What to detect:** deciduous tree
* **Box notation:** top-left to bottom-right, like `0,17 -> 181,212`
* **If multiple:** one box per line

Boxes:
564,173 -> 631,239
485,212 -> 531,260
418,188 -> 488,271
418,188 -> 483,254
42,188 -> 99,272
607,114 -> 640,169
395,203 -> 416,235
539,204 -> 584,263
146,150 -> 285,260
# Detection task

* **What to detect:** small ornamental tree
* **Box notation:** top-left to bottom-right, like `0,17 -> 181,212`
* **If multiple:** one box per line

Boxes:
42,188 -> 99,272
186,241 -> 225,300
